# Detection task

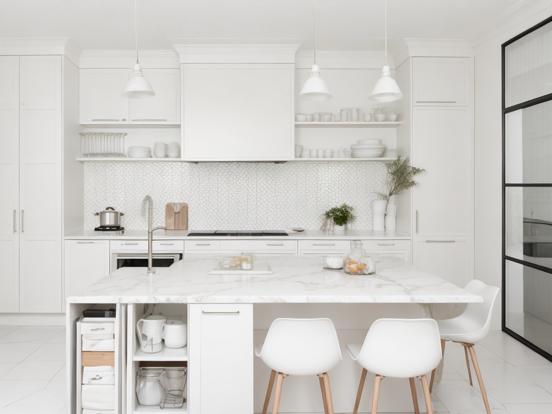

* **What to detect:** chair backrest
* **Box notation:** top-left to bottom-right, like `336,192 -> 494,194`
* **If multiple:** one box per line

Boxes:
357,318 -> 442,378
462,279 -> 500,338
259,318 -> 342,376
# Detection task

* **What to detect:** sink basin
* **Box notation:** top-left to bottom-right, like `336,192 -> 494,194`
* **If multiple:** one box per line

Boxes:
523,242 -> 552,258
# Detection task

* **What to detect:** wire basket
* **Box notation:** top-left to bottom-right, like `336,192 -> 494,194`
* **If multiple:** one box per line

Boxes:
80,132 -> 126,157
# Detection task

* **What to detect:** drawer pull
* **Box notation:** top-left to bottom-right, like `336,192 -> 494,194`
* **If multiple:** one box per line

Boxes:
131,118 -> 167,122
90,118 -> 120,122
158,242 -> 175,246
376,243 -> 396,247
122,242 -> 140,246
77,241 -> 96,244
425,240 -> 456,244
312,243 -> 336,247
416,100 -> 457,104
266,243 -> 285,247
202,310 -> 240,315
194,243 -> 212,246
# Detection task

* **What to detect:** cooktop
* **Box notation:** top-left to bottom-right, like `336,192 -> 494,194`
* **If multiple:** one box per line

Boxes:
188,230 -> 288,237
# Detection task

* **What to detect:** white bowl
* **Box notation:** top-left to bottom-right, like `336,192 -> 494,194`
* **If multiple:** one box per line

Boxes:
351,146 -> 385,158
387,112 -> 399,122
374,113 -> 386,122
324,256 -> 344,269
356,139 -> 382,146
127,146 -> 151,158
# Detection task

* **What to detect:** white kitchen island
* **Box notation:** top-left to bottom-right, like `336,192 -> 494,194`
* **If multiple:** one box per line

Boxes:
67,256 -> 481,414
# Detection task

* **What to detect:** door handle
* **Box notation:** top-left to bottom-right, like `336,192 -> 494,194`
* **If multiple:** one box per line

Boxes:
202,310 -> 240,315
12,209 -> 17,233
376,243 -> 396,247
415,100 -> 457,104
266,243 -> 285,247
20,209 -> 24,233
425,240 -> 456,244
415,210 -> 419,234
91,118 -> 120,122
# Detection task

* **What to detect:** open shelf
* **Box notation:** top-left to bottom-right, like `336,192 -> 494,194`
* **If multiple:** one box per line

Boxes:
291,157 -> 397,162
295,121 -> 402,128
77,157 -> 182,162
134,403 -> 187,413
134,346 -> 188,362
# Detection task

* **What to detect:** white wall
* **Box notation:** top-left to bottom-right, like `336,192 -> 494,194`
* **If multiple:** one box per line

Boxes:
474,0 -> 552,328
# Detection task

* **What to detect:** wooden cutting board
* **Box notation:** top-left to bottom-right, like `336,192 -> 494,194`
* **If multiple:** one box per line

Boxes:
165,202 -> 188,230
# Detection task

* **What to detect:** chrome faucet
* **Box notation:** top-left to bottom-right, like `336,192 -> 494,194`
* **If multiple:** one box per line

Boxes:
142,195 -> 165,276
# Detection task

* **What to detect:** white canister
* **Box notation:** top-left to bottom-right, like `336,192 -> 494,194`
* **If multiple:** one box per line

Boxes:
163,320 -> 187,349
153,142 -> 167,158
136,315 -> 166,354
372,199 -> 387,232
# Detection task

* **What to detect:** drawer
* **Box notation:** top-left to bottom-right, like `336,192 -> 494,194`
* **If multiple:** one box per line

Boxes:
82,334 -> 115,352
361,240 -> 411,252
82,351 -> 115,367
185,240 -> 221,253
219,240 -> 297,254
82,366 -> 115,385
81,321 -> 114,335
298,240 -> 350,255
110,240 -> 183,253
81,384 -> 115,410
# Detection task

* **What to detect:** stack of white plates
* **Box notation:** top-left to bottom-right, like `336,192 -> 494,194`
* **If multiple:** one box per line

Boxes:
351,139 -> 385,158
127,146 -> 152,158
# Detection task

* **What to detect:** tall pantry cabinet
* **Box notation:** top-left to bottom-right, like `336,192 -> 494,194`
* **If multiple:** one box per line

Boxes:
0,53 -> 81,313
399,53 -> 474,287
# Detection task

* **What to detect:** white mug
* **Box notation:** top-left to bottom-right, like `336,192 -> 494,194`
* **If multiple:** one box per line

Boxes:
163,320 -> 187,349
153,142 -> 167,158
136,315 -> 166,353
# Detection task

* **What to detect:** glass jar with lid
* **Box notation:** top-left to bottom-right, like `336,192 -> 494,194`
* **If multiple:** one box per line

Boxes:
344,241 -> 376,275
136,367 -> 165,406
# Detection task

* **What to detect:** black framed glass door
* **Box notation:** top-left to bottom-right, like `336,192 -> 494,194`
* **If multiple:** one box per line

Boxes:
503,16 -> 552,361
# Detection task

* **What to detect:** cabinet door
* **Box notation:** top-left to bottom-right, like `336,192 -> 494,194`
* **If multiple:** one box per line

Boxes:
128,69 -> 180,124
65,240 -> 110,297
182,64 -> 294,161
362,240 -> 412,263
19,56 -> 63,313
80,69 -> 129,123
414,240 -> 472,287
0,56 -> 20,312
412,107 -> 472,237
413,57 -> 470,106
189,304 -> 253,414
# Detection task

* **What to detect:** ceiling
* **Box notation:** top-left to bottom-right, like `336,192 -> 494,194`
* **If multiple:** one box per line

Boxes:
0,0 -> 527,51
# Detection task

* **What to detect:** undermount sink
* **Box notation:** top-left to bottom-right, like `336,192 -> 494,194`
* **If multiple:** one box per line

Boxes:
523,242 -> 552,258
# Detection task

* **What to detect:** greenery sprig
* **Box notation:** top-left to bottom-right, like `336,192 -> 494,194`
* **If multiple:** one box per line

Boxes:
377,156 -> 424,214
322,203 -> 355,229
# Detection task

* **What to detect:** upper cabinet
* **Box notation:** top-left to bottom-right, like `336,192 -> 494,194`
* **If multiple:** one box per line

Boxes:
80,68 -> 180,125
412,57 -> 470,106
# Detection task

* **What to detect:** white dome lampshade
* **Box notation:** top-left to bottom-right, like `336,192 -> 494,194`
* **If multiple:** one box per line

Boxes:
371,65 -> 402,103
124,63 -> 155,98
300,64 -> 331,101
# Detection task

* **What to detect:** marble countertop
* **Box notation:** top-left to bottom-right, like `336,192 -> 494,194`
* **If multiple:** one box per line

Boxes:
67,256 -> 482,305
64,229 -> 411,241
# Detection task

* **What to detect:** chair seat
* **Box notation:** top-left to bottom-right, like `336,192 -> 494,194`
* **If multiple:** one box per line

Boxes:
438,317 -> 487,344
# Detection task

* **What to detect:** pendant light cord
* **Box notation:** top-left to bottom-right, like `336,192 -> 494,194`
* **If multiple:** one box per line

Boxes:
312,0 -> 317,65
134,0 -> 139,64
384,0 -> 388,61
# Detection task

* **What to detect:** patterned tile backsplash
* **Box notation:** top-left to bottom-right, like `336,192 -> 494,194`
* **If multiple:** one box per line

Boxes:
84,161 -> 388,230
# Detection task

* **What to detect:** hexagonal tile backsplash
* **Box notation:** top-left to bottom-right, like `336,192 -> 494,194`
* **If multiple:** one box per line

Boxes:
84,161 -> 388,230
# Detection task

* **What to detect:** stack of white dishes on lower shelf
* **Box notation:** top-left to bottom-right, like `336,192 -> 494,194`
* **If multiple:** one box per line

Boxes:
351,139 -> 386,158
127,146 -> 152,158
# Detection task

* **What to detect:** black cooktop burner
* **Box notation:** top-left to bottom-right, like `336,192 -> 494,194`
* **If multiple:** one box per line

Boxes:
188,230 -> 288,237
95,225 -> 125,232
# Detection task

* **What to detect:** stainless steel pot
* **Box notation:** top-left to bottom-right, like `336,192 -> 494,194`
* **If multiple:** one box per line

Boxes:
95,207 -> 124,227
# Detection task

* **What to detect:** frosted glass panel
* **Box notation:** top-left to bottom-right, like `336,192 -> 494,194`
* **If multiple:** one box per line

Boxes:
505,100 -> 552,183
505,22 -> 552,107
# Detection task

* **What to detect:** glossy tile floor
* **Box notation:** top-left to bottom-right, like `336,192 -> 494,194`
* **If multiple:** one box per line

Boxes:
0,326 -> 551,413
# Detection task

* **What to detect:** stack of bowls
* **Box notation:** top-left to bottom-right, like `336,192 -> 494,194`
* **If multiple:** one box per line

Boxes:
127,146 -> 152,158
351,139 -> 386,158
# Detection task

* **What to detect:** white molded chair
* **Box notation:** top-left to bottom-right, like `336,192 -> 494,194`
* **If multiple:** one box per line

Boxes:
348,318 -> 442,414
256,318 -> 342,414
430,279 -> 499,414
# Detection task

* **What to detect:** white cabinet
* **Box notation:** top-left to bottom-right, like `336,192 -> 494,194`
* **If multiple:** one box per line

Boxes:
80,68 -> 180,125
413,57 -> 470,106
188,304 -> 253,414
182,63 -> 294,161
414,240 -> 472,287
80,69 -> 129,123
0,56 -> 20,312
65,240 -> 110,297
297,240 -> 351,256
361,240 -> 412,263
184,239 -> 297,256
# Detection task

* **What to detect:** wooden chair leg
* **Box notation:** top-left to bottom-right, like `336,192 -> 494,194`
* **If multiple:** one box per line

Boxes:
430,339 -> 446,393
272,373 -> 285,414
262,370 -> 276,414
318,374 -> 329,414
463,344 -> 474,386
409,378 -> 420,414
322,373 -> 335,414
467,344 -> 492,414
420,375 -> 435,414
353,368 -> 368,414
371,375 -> 383,414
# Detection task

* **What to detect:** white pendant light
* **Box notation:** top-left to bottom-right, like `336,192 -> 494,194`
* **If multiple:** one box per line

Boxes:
124,0 -> 154,98
371,0 -> 402,103
300,0 -> 331,101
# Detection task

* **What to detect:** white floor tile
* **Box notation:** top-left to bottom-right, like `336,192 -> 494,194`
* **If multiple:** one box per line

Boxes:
1,389 -> 66,414
0,380 -> 47,407
0,343 -> 41,363
504,403 -> 552,414
5,361 -> 63,381
0,326 -> 64,344
26,343 -> 66,362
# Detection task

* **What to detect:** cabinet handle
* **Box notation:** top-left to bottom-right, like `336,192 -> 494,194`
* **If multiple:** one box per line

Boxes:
77,241 -> 96,244
377,243 -> 395,247
195,243 -> 212,246
416,100 -> 457,104
131,118 -> 167,122
312,243 -> 336,247
415,210 -> 419,234
20,210 -> 24,233
202,310 -> 240,315
266,243 -> 285,247
122,242 -> 140,246
158,242 -> 175,246
425,240 -> 456,244
12,209 -> 17,233
91,118 -> 120,122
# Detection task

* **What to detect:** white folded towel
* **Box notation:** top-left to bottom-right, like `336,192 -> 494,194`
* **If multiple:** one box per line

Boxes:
82,366 -> 115,385
81,385 -> 115,410
82,334 -> 115,351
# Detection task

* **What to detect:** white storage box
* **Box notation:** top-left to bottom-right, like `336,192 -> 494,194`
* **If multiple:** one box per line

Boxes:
82,366 -> 115,385
82,334 -> 115,351
81,319 -> 115,335
81,385 -> 115,410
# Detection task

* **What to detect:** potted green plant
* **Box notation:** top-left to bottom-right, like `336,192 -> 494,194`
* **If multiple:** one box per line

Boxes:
322,204 -> 355,234
375,157 -> 424,232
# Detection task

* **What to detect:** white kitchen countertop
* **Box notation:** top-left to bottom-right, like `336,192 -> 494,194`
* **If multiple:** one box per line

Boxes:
67,256 -> 481,304
64,228 -> 411,240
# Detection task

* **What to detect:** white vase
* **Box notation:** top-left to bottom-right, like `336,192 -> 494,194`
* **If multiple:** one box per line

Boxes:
385,203 -> 397,233
372,199 -> 387,232
333,224 -> 348,235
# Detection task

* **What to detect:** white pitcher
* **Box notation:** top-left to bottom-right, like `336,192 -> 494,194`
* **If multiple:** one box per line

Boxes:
136,315 -> 166,353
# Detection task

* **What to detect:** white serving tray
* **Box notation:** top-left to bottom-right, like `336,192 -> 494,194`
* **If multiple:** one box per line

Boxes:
209,262 -> 272,275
